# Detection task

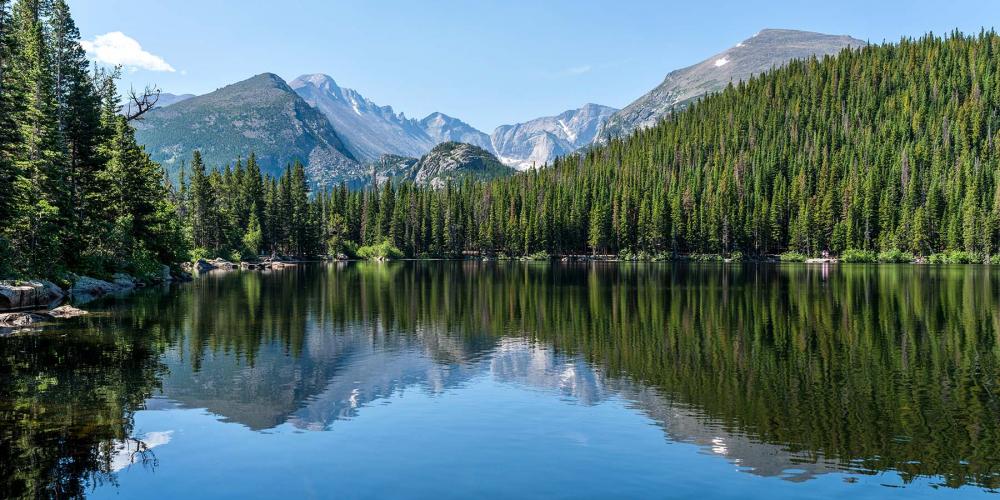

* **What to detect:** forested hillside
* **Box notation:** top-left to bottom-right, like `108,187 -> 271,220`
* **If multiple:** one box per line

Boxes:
307,31 -> 1000,259
0,0 -> 186,279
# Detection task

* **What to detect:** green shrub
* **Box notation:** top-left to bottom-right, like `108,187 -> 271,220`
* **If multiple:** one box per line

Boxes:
327,235 -> 359,258
340,240 -> 359,259
991,254 -> 1000,265
779,252 -> 807,262
877,249 -> 915,263
525,251 -> 551,261
127,244 -> 163,280
620,250 -> 655,261
929,250 -> 980,264
652,252 -> 675,262
357,240 -> 403,261
840,249 -> 877,263
73,251 -> 114,281
689,253 -> 724,262
190,247 -> 213,262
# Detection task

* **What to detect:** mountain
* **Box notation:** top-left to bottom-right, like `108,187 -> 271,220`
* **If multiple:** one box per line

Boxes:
373,142 -> 513,188
290,74 -> 434,162
491,103 -> 617,170
370,154 -> 419,186
419,112 -> 494,153
597,29 -> 866,142
155,92 -> 195,108
291,74 -> 499,163
411,142 -> 513,187
134,73 -> 360,186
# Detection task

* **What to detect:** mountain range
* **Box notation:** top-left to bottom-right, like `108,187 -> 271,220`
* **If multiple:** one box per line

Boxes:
290,74 -> 491,162
492,103 -> 617,170
134,73 -> 362,186
135,28 -> 866,186
289,73 -> 597,170
155,92 -> 195,108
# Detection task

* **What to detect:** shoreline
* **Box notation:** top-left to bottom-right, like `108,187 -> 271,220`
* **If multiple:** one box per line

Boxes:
2,255 -> 992,327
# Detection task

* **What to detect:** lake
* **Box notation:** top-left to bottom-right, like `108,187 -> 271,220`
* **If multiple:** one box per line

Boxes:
2,262 -> 999,498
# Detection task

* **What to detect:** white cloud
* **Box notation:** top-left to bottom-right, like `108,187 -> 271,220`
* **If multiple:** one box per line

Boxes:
564,65 -> 592,76
80,32 -> 175,72
109,431 -> 174,472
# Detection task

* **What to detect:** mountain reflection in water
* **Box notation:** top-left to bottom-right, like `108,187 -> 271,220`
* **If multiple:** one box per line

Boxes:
2,262 -> 999,497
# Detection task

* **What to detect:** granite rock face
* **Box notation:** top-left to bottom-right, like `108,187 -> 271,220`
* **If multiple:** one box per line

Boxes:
491,103 -> 617,170
373,142 -> 515,188
0,281 -> 64,311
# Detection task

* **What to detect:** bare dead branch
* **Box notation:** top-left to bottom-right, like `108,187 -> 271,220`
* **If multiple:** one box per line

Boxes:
125,85 -> 161,122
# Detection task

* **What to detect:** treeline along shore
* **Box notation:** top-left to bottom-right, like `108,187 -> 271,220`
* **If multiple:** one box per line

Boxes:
4,0 -> 1000,309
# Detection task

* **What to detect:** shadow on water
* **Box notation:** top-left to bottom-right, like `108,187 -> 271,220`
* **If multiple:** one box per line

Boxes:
2,262 -> 1000,495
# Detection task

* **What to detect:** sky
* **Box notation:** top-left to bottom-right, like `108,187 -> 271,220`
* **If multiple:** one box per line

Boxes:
71,0 -> 1000,133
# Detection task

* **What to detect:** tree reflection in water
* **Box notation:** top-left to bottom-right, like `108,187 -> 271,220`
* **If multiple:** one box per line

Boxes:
2,262 -> 999,495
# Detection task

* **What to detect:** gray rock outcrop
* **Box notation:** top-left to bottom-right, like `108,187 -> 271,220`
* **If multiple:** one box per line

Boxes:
0,280 -> 65,311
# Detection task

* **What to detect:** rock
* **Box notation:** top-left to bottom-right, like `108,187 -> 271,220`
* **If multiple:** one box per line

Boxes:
805,258 -> 838,264
336,253 -> 349,261
0,312 -> 46,326
196,258 -> 236,272
44,305 -> 88,319
0,280 -> 65,311
112,273 -> 137,290
208,258 -> 235,269
0,305 -> 87,326
39,280 -> 65,302
70,276 -> 120,298
159,265 -> 173,283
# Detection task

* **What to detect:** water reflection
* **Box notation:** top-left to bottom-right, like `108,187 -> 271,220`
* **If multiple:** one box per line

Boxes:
2,262 -> 1000,496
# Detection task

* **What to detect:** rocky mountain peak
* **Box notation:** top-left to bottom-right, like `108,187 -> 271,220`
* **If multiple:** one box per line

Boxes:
491,103 -> 617,170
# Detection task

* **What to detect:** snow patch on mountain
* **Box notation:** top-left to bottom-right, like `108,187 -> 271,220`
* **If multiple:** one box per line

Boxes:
596,29 -> 866,143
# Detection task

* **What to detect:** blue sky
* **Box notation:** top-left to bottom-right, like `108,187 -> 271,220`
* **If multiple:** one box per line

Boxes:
72,0 -> 1000,132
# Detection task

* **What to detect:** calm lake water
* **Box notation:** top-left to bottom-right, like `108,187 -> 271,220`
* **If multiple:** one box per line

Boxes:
2,262 -> 1000,498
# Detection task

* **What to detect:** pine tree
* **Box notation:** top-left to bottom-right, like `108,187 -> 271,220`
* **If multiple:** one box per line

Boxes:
243,209 -> 263,256
188,151 -> 217,252
6,0 -> 64,275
